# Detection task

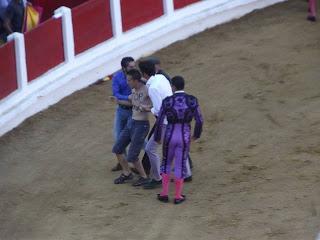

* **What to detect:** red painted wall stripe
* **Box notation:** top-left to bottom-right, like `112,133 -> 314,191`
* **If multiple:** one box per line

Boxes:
25,18 -> 64,82
174,0 -> 200,10
72,0 -> 113,55
31,0 -> 89,21
121,0 -> 164,32
0,42 -> 18,100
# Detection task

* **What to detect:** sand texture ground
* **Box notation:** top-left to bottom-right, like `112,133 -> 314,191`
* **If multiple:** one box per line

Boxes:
0,1 -> 320,239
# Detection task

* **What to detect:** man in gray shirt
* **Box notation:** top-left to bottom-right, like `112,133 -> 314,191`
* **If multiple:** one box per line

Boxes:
112,69 -> 152,187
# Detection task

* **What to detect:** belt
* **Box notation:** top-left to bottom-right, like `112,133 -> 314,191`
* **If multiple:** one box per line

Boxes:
119,104 -> 132,110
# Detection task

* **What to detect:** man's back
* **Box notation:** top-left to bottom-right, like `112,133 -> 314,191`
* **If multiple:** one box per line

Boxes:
162,92 -> 199,124
146,74 -> 172,116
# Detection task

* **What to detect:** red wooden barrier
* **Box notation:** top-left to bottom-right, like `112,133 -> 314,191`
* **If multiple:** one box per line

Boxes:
72,0 -> 113,55
121,0 -> 164,32
174,0 -> 200,10
24,18 -> 64,82
31,0 -> 89,21
0,42 -> 18,100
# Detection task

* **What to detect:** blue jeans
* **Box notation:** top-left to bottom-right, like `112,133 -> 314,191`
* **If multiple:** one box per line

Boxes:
113,106 -> 132,142
113,119 -> 150,163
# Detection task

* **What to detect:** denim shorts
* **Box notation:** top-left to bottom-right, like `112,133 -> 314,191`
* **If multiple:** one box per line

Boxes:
112,119 -> 150,162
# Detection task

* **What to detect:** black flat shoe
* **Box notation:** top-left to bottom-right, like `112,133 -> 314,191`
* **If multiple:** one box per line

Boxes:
184,176 -> 192,182
307,16 -> 316,22
132,177 -> 149,187
157,194 -> 169,203
114,173 -> 133,184
143,179 -> 162,189
174,195 -> 186,204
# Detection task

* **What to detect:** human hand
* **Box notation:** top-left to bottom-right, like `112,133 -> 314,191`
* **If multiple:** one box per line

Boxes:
140,104 -> 151,112
109,96 -> 117,103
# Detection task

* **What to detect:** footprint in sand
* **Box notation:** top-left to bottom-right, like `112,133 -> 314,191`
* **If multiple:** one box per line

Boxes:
247,144 -> 258,149
265,113 -> 282,127
294,146 -> 320,155
57,205 -> 73,212
109,202 -> 129,209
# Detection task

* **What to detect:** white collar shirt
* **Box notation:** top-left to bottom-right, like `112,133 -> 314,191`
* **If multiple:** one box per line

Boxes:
146,74 -> 173,123
174,90 -> 185,94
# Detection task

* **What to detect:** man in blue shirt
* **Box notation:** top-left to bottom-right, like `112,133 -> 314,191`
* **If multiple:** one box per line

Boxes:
111,57 -> 135,171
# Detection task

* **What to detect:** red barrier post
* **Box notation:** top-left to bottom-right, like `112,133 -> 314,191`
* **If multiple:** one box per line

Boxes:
174,0 -> 200,10
24,18 -> 65,82
0,41 -> 18,100
72,0 -> 113,55
121,0 -> 164,31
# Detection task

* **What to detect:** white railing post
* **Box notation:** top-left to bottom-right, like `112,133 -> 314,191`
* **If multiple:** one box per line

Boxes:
163,0 -> 174,16
7,33 -> 28,91
110,0 -> 123,38
53,7 -> 75,63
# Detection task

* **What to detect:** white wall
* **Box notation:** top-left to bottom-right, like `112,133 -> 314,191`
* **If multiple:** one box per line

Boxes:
0,0 -> 286,136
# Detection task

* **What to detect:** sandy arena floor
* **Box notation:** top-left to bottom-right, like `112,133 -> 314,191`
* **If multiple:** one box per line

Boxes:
1,1 -> 320,239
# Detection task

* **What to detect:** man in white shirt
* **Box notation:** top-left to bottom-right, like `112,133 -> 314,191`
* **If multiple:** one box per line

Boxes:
139,60 -> 192,189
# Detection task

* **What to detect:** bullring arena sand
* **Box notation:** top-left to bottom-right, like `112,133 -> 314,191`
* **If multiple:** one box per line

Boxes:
0,0 -> 320,239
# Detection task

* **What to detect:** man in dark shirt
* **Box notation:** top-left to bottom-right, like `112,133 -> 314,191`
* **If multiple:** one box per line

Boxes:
3,0 -> 24,36
154,76 -> 203,204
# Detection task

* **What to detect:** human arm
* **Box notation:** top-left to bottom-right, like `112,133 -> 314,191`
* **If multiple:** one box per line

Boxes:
3,14 -> 13,34
148,87 -> 162,116
109,95 -> 132,106
154,104 -> 166,143
192,102 -> 203,140
3,4 -> 17,34
117,100 -> 132,106
111,74 -> 130,101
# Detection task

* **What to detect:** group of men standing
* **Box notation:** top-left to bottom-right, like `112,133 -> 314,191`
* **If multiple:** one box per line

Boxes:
110,56 -> 203,204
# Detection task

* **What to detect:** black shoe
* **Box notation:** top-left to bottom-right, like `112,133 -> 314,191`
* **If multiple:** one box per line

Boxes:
307,16 -> 316,22
143,179 -> 162,189
114,173 -> 133,184
132,177 -> 150,187
184,176 -> 192,182
111,163 -> 122,172
157,194 -> 169,203
174,195 -> 186,205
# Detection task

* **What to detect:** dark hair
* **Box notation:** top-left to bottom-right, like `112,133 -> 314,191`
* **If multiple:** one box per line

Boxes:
121,57 -> 135,68
138,60 -> 156,76
144,56 -> 160,65
127,69 -> 142,81
171,76 -> 185,90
